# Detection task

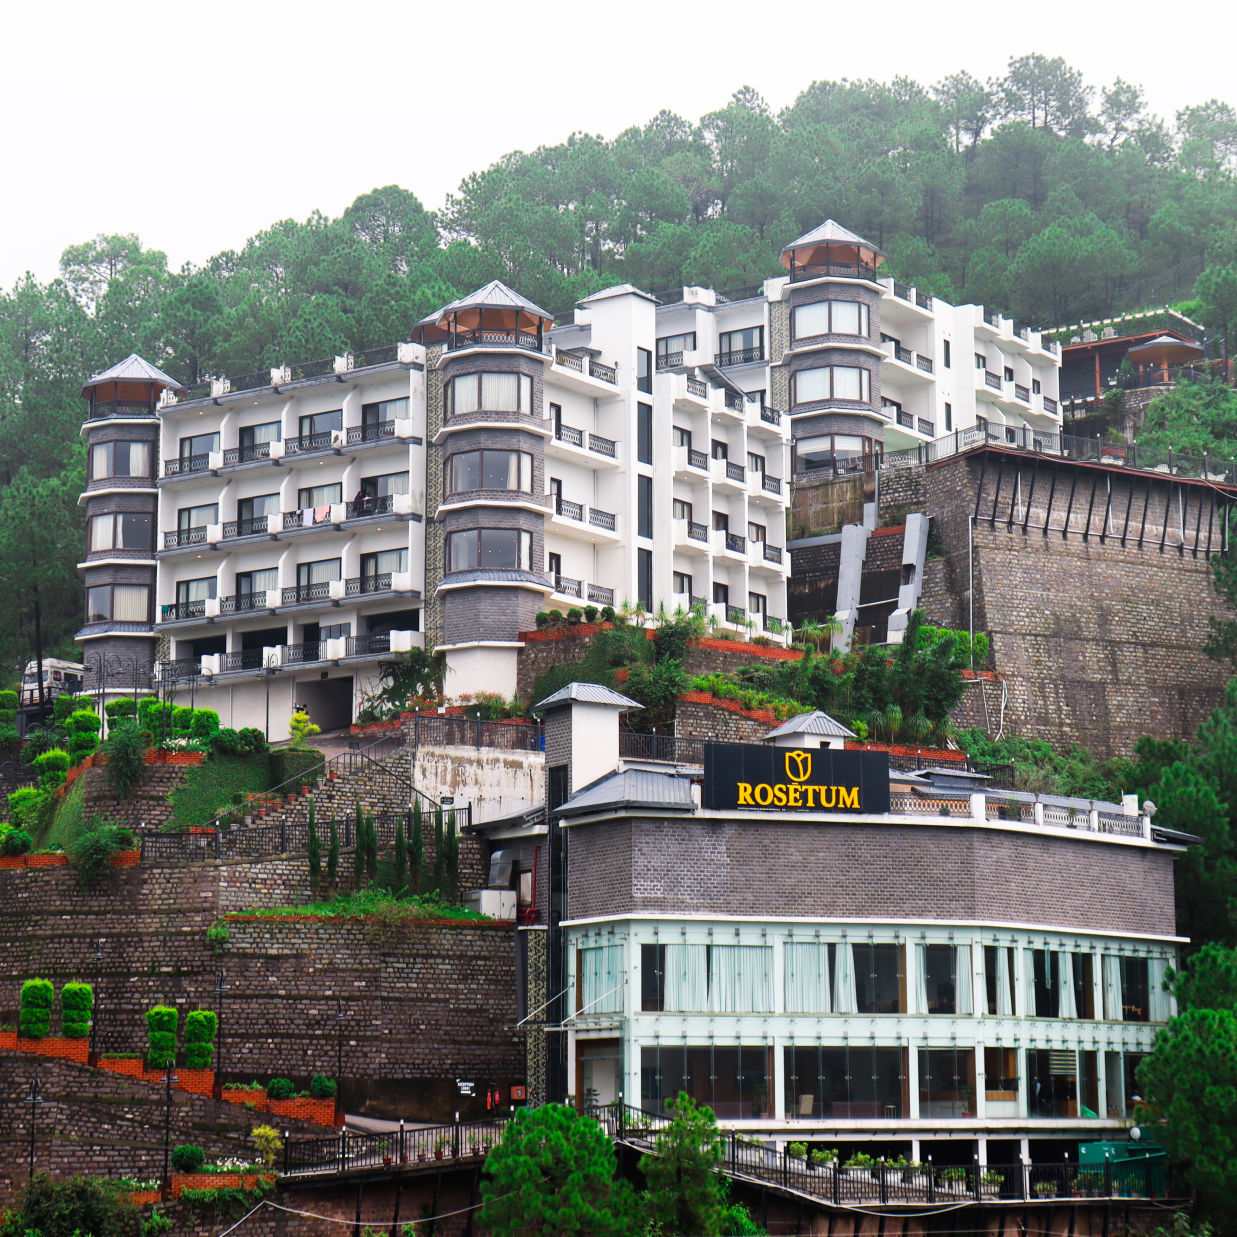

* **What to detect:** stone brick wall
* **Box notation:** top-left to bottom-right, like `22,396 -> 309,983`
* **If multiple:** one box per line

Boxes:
865,526 -> 905,571
567,813 -> 1177,938
877,466 -> 926,519
675,698 -> 770,744
82,762 -> 191,830
788,540 -> 841,622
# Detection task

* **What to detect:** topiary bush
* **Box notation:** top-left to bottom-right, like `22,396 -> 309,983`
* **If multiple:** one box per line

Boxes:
146,1005 -> 179,1068
266,1077 -> 294,1100
104,698 -> 137,721
309,1074 -> 337,1099
183,1009 -> 218,1069
60,981 -> 93,1038
20,978 -> 54,1039
190,709 -> 220,740
170,1144 -> 206,1173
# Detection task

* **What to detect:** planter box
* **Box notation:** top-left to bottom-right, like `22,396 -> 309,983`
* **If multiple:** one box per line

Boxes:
267,1095 -> 338,1126
98,1055 -> 146,1078
125,1190 -> 162,1206
0,1029 -> 15,1049
176,1068 -> 216,1097
26,853 -> 70,868
146,751 -> 205,766
110,850 -> 140,867
171,1171 -> 275,1199
222,1086 -> 267,1107
14,1035 -> 89,1063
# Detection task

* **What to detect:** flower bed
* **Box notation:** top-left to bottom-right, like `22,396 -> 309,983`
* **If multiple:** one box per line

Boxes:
146,750 -> 205,766
678,690 -> 779,725
170,1171 -> 275,1199
222,1085 -> 265,1106
519,621 -> 616,642
693,635 -> 799,661
845,741 -> 966,762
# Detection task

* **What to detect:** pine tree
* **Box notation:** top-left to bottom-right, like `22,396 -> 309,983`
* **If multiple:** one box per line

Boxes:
365,812 -> 378,880
327,816 -> 339,892
306,799 -> 321,894
393,815 -> 408,895
410,798 -> 424,894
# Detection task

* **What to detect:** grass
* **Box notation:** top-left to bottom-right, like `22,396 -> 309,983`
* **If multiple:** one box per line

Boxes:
39,776 -> 86,851
232,887 -> 487,922
166,753 -> 272,829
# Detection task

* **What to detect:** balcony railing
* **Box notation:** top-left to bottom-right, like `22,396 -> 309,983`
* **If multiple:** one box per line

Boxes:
553,574 -> 582,598
283,509 -> 334,531
345,494 -> 395,520
160,658 -> 199,680
353,344 -> 400,369
893,343 -> 913,365
282,643 -> 322,665
589,508 -> 616,531
555,423 -> 584,447
763,544 -> 783,563
222,517 -> 266,541
88,401 -> 157,420
657,351 -> 682,369
764,613 -> 786,631
725,533 -> 746,553
347,573 -> 394,596
897,410 -> 914,429
1015,384 -> 1030,403
618,731 -> 705,764
588,432 -> 616,458
222,443 -> 272,466
587,583 -> 614,605
283,430 -> 335,455
916,291 -> 931,309
164,527 -> 207,549
725,461 -> 745,483
983,308 -> 1001,327
554,349 -> 583,372
892,280 -> 911,301
759,405 -> 781,426
686,377 -> 708,398
345,420 -> 396,446
984,371 -> 1002,390
917,418 -> 935,437
687,448 -> 708,471
687,521 -> 708,542
789,261 -> 879,282
448,328 -> 544,352
346,632 -> 392,657
221,650 -> 265,673
588,359 -> 617,383
163,454 -> 211,477
219,592 -> 268,615
723,392 -> 745,412
762,474 -> 782,494
161,600 -> 207,621
715,346 -> 764,366
1043,395 -> 1058,414
725,604 -> 746,624
916,355 -> 934,374
555,496 -> 584,521
282,581 -> 333,605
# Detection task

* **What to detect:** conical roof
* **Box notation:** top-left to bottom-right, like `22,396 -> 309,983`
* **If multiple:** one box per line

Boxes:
780,218 -> 885,272
81,353 -> 185,398
419,280 -> 553,326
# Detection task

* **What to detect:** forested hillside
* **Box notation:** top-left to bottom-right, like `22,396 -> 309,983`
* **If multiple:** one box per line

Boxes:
4,53 -> 1237,676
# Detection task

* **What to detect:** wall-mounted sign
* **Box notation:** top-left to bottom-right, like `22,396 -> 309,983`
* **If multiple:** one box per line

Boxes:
456,1079 -> 475,1096
702,743 -> 890,814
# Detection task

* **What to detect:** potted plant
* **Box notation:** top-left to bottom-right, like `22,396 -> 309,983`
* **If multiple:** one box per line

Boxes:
787,1141 -> 808,1162
1035,1180 -> 1057,1198
940,1165 -> 967,1192
434,1134 -> 450,1160
809,1149 -> 834,1171
844,1151 -> 876,1180
981,1168 -> 1003,1197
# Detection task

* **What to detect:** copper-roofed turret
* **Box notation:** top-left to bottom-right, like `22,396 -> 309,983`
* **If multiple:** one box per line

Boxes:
780,219 -> 885,283
412,280 -> 554,352
81,353 -> 185,418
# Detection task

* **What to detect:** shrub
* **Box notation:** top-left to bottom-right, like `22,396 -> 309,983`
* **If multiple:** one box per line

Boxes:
583,605 -> 599,623
547,609 -> 564,625
106,720 -> 147,800
69,820 -> 135,885
600,605 -> 616,623
60,982 -> 93,1038
534,611 -> 550,628
32,749 -> 70,775
288,709 -> 320,750
251,1125 -> 281,1169
309,1074 -> 337,1099
566,607 -> 583,624
20,978 -> 54,1038
53,694 -> 91,723
0,689 -> 17,710
170,1144 -> 207,1173
190,709 -> 220,739
67,709 -> 101,734
104,698 -> 137,720
147,1005 -> 179,1068
268,747 -> 322,789
184,1009 -> 217,1068
0,828 -> 32,856
7,787 -> 45,831
266,1077 -> 294,1100
237,727 -> 268,755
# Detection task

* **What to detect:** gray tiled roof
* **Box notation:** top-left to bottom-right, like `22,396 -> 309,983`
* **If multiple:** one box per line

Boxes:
531,682 -> 644,713
82,353 -> 184,396
558,768 -> 694,818
782,218 -> 884,256
763,710 -> 856,740
420,280 -> 553,324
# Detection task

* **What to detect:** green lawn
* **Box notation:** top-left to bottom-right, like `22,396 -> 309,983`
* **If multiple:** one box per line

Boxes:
166,753 -> 273,830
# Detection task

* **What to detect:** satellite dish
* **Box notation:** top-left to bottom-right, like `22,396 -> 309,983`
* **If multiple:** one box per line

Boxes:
1143,801 -> 1157,817
1129,1126 -> 1143,1141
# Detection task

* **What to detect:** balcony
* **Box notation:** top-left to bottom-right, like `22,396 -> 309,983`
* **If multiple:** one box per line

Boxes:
893,343 -> 913,365
163,454 -> 211,478
554,349 -> 583,373
87,400 -> 157,421
587,583 -> 614,606
762,474 -> 783,495
725,532 -> 746,555
590,507 -> 616,531
722,391 -> 746,414
687,520 -> 708,544
1043,395 -> 1059,415
283,430 -> 335,457
347,573 -> 395,596
281,581 -> 333,606
917,418 -> 935,437
673,445 -> 710,483
789,261 -> 879,283
345,632 -> 393,658
550,424 -> 619,462
760,405 -> 780,426
657,351 -> 683,369
712,458 -> 746,490
447,327 -> 545,352
687,377 -> 708,399
983,308 -> 1001,328
549,497 -> 619,541
763,543 -> 784,564
725,603 -> 747,625
161,600 -> 207,622
552,349 -> 616,387
345,420 -> 396,447
588,359 -> 617,384
221,649 -> 269,673
715,346 -> 764,366
984,371 -> 1002,391
218,592 -> 270,615
282,642 -> 323,665
916,355 -> 934,374
551,574 -> 583,599
163,527 -> 208,549
344,494 -> 396,521
1015,384 -> 1031,403
221,443 -> 272,467
897,409 -> 914,430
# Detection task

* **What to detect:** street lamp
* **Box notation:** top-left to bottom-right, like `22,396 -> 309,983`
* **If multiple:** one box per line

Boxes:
262,652 -> 282,744
214,968 -> 230,1088
27,1074 -> 42,1180
89,939 -> 103,1057
162,1063 -> 180,1183
334,998 -> 346,1090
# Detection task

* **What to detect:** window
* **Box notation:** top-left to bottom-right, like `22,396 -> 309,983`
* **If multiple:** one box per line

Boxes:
673,570 -> 693,595
238,421 -> 279,451
90,440 -> 150,480
238,493 -> 280,522
638,942 -> 772,1014
748,591 -> 766,617
549,402 -> 562,434
1032,378 -> 1042,394
448,450 -> 532,494
85,584 -> 149,624
362,397 -> 408,425
985,945 -> 1016,1015
711,439 -> 728,461
712,582 -> 729,605
747,522 -> 765,543
637,403 -> 653,465
637,547 -> 652,609
88,512 -> 151,552
446,373 -> 535,415
641,944 -> 666,1012
361,549 -> 408,579
1003,366 -> 1014,382
297,559 -> 341,587
180,431 -> 218,460
794,433 -> 877,472
783,1044 -> 903,1120
638,475 -> 653,539
712,511 -> 728,532
361,471 -> 411,498
547,551 -> 562,579
176,577 -> 216,604
178,503 -> 217,531
793,365 -> 871,405
672,499 -> 693,521
299,410 -> 342,438
636,347 -> 653,394
298,482 -> 342,509
852,942 -> 905,1013
943,340 -> 951,368
921,944 -> 970,1015
747,451 -> 765,475
944,402 -> 952,432
321,621 -> 350,640
975,353 -> 987,370
792,301 -> 868,340
236,568 -> 278,600
673,426 -> 692,449
718,325 -> 764,362
447,529 -> 533,572
656,332 -> 695,365
577,944 -> 623,1013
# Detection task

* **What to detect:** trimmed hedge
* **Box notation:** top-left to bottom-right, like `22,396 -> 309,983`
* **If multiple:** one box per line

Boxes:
184,1009 -> 217,1069
60,981 -> 93,1039
267,748 -> 323,789
20,978 -> 54,1039
147,1005 -> 178,1068
170,1144 -> 206,1173
266,1077 -> 294,1100
309,1074 -> 337,1099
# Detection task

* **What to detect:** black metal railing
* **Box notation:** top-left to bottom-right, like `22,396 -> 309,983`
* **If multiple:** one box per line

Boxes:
284,508 -> 334,531
219,592 -> 269,615
410,712 -> 543,752
555,423 -> 584,447
657,351 -> 683,369
345,420 -> 396,446
983,308 -> 1001,327
284,430 -> 335,455
725,603 -> 746,623
1015,384 -> 1030,402
725,461 -> 745,483
221,650 -> 266,673
764,613 -> 785,632
893,343 -> 913,364
345,494 -> 395,520
687,521 -> 708,542
161,600 -> 207,621
789,261 -> 879,282
1043,395 -> 1058,414
589,508 -> 616,531
984,371 -> 1002,390
686,377 -> 708,398
588,359 -> 617,383
587,583 -> 614,605
222,443 -> 272,466
763,544 -> 783,563
160,658 -> 199,680
554,349 -> 583,372
282,581 -> 333,605
916,355 -> 934,374
88,401 -> 157,420
448,328 -> 544,352
759,405 -> 781,426
687,448 -> 708,471
897,410 -> 914,429
917,418 -> 935,437
163,527 -> 207,549
282,643 -> 322,665
553,574 -> 582,598
285,358 -> 336,384
163,454 -> 210,477
347,573 -> 393,596
916,291 -> 931,309
589,433 -> 617,458
353,344 -> 400,368
284,1120 -> 503,1178
618,732 -> 705,764
762,474 -> 782,494
555,496 -> 584,521
892,280 -> 911,301
716,347 -> 764,366
345,632 -> 392,658
724,392 -> 745,412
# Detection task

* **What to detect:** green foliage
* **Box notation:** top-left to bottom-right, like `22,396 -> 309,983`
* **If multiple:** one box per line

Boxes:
353,800 -> 365,887
140,1207 -> 174,1237
206,920 -> 229,954
309,1074 -> 337,1099
68,818 -> 135,886
0,1171 -> 139,1237
171,1144 -> 207,1173
166,751 -> 271,829
1141,379 -> 1237,463
267,746 -> 323,789
287,707 -> 321,750
327,815 -> 339,891
33,748 -> 70,775
307,799 -> 321,892
365,811 -> 378,880
20,977 -> 53,1038
0,827 -> 32,855
409,799 -> 423,894
392,815 -> 407,894
184,1009 -> 218,1068
266,1077 -> 294,1100
60,981 -> 93,1039
355,646 -> 446,722
106,720 -> 148,800
146,1004 -> 178,1068
176,1180 -> 273,1216
105,698 -> 137,720
209,727 -> 269,757
231,886 -> 485,923
1172,942 -> 1237,1010
252,1124 -> 282,1168
8,785 -> 49,832
954,727 -> 1130,798
478,1104 -> 637,1237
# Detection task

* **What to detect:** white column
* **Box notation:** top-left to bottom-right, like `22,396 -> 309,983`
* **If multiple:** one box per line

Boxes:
906,1041 -> 920,1119
772,1033 -> 786,1120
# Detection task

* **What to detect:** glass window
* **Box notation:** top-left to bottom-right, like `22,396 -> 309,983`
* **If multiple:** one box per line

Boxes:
299,410 -> 342,438
237,567 -> 278,596
90,441 -> 151,479
447,529 -> 533,572
975,353 -> 987,370
176,577 -> 216,604
656,332 -> 695,364
89,512 -> 151,552
943,340 -> 951,368
747,451 -> 765,475
718,326 -> 764,360
448,372 -> 534,415
637,347 -> 652,394
852,941 -> 904,1013
86,584 -> 149,624
984,945 -> 1016,1015
638,547 -> 652,609
178,503 -> 218,530
793,366 -> 870,405
711,439 -> 728,460
638,475 -> 653,539
361,548 -> 408,578
747,522 -> 765,543
363,397 -> 408,425
712,511 -> 728,532
447,450 -> 532,494
297,559 -> 341,587
298,483 -> 343,509
180,431 -> 218,459
673,427 -> 692,448
748,591 -> 765,616
944,402 -> 953,432
918,1048 -> 975,1118
783,1044 -> 903,1121
637,403 -> 653,465
672,499 -> 692,521
793,301 -> 868,339
362,472 -> 411,498
577,944 -> 624,1014
712,582 -> 729,605
238,492 -> 280,521
673,571 -> 692,595
238,421 -> 280,449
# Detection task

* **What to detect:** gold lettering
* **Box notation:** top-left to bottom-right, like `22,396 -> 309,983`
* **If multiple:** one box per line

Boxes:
837,786 -> 859,809
736,782 -> 754,805
772,784 -> 788,807
787,784 -> 802,808
754,783 -> 773,806
819,785 -> 836,809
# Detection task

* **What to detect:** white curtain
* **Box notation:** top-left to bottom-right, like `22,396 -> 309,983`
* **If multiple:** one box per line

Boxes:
915,943 -> 929,1014
1149,957 -> 1172,1023
793,302 -> 831,338
795,367 -> 830,403
1058,952 -> 1078,1019
1104,955 -> 1124,1020
996,947 -> 1013,1016
90,514 -> 115,551
833,367 -> 864,400
580,945 -> 623,1014
833,941 -> 858,1014
113,585 -> 149,622
664,944 -> 708,1012
301,558 -> 341,585
1023,950 -> 1037,1017
709,945 -> 772,1013
480,372 -> 518,411
453,376 -> 479,414
832,301 -> 864,335
956,945 -> 972,1015
784,943 -> 830,1014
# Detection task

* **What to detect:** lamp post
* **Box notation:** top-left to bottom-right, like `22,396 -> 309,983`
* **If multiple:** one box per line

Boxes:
89,939 -> 103,1057
27,1074 -> 42,1180
263,652 -> 282,744
162,1063 -> 179,1183
334,998 -> 346,1090
214,968 -> 229,1087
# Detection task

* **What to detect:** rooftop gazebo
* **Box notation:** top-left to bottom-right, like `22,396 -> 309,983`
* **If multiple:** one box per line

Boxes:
780,219 -> 885,283
413,280 -> 554,352
1125,334 -> 1207,388
81,354 -> 185,419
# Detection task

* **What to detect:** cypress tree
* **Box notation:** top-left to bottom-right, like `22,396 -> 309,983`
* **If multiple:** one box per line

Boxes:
432,804 -> 445,894
410,799 -> 424,894
365,811 -> 378,879
393,816 -> 408,895
353,799 -> 365,887
327,816 -> 339,891
306,799 -> 321,894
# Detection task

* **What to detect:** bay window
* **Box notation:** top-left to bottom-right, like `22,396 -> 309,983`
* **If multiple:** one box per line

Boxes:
447,449 -> 532,494
85,584 -> 149,624
447,528 -> 533,572
88,512 -> 151,552
794,365 -> 871,405
792,299 -> 869,339
446,372 -> 535,416
90,440 -> 150,480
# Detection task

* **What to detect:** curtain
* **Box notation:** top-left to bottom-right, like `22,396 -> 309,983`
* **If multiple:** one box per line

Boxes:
177,577 -> 216,603
915,944 -> 929,1014
784,943 -> 830,1014
956,945 -> 972,1015
664,944 -> 708,1012
709,946 -> 772,1013
996,947 -> 1013,1016
520,374 -> 533,412
795,368 -> 830,403
1058,952 -> 1078,1019
480,372 -> 518,411
1104,955 -> 1124,1020
454,376 -> 479,414
833,941 -> 857,1014
1023,950 -> 1036,1017
90,515 -> 114,552
113,585 -> 149,622
833,367 -> 863,400
832,301 -> 863,335
794,302 -> 831,338
301,559 -> 341,586
1149,957 -> 1172,1023
126,442 -> 150,475
580,945 -> 623,1014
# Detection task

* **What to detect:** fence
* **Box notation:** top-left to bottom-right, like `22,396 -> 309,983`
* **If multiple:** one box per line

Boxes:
618,731 -> 705,764
408,712 -> 544,753
284,1119 -> 504,1176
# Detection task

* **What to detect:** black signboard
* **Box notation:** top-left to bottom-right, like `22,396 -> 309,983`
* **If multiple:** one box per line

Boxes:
702,742 -> 890,814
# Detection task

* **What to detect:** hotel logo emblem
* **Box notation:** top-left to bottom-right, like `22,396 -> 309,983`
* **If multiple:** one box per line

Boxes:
785,750 -> 812,783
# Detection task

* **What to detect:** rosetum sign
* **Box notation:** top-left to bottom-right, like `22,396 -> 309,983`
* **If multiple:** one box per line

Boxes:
702,743 -> 890,813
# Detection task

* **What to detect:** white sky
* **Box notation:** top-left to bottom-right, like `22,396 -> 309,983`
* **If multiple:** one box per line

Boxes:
3,0 -> 1234,290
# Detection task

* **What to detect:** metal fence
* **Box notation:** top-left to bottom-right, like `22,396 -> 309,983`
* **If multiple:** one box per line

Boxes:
284,1119 -> 504,1176
408,712 -> 544,753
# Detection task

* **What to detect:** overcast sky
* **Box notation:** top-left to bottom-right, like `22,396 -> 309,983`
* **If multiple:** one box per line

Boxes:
4,0 -> 1234,290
